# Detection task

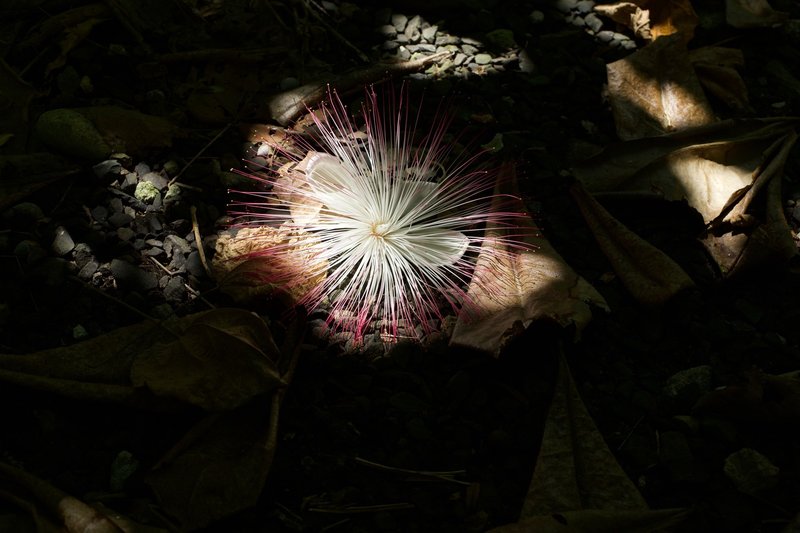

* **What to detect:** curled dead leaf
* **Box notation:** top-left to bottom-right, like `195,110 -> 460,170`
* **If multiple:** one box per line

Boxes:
606,33 -> 715,140
570,182 -> 694,305
450,167 -> 608,355
213,225 -> 327,304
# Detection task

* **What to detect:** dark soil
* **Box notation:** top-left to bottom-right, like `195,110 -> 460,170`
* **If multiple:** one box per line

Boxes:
2,0 -> 800,532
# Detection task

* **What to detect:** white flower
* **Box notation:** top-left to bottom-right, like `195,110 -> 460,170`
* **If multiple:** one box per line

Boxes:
232,87 -> 525,339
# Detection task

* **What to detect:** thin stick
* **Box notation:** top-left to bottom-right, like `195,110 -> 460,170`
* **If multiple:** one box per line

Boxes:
190,206 -> 213,278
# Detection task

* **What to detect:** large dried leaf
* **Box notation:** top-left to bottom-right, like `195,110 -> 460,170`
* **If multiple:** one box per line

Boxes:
570,183 -> 694,305
574,119 -> 798,277
147,401 -> 275,530
726,0 -> 788,28
450,169 -> 608,355
146,315 -> 305,530
595,0 -> 697,42
0,308 -> 286,411
490,508 -> 689,533
523,354 -> 648,513
690,47 -> 750,112
488,355 -> 689,533
213,225 -> 327,304
606,33 -> 715,140
130,308 -> 285,412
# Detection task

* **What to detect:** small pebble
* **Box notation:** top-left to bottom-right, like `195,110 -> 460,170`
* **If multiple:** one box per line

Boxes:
391,13 -> 408,32
584,13 -> 603,32
474,53 -> 492,65
108,212 -> 133,228
141,171 -> 168,190
77,260 -> 99,280
91,205 -> 108,223
51,226 -> 75,256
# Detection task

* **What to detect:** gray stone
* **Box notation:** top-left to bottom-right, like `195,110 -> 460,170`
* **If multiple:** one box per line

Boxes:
453,53 -> 468,66
406,43 -> 437,53
92,159 -> 122,180
164,184 -> 181,203
529,10 -> 545,23
404,15 -> 422,42
91,205 -> 108,223
134,162 -> 151,175
378,24 -> 397,37
77,260 -> 99,280
596,30 -> 615,42
109,198 -> 124,213
164,276 -> 187,302
556,0 -> 578,12
186,251 -> 206,278
583,13 -> 603,32
461,44 -> 479,55
108,212 -> 133,228
435,34 -> 460,45
663,365 -> 712,404
421,25 -> 437,42
165,234 -> 192,255
724,448 -> 780,495
140,172 -> 169,190
474,53 -> 492,65
116,226 -> 135,241
576,0 -> 595,13
391,13 -> 407,32
3,202 -> 45,225
51,226 -> 75,256
14,239 -> 47,265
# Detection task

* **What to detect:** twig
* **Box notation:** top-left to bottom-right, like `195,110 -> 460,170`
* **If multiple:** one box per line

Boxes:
354,456 -> 470,485
149,256 -> 175,276
308,502 -> 415,514
190,205 -> 213,278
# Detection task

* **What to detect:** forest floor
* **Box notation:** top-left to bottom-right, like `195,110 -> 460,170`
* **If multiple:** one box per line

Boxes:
2,0 -> 800,532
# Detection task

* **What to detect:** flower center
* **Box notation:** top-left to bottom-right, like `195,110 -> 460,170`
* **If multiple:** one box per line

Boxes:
369,221 -> 391,239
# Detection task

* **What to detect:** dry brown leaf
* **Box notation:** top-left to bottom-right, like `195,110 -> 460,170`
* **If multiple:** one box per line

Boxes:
570,183 -> 694,305
690,47 -> 750,111
726,0 -> 788,28
491,508 -> 689,533
130,308 -> 285,411
574,119 -> 798,277
523,354 -> 648,513
488,355 -> 688,533
593,3 -> 653,41
79,106 -> 177,156
146,314 -> 305,530
147,401 -> 275,530
213,225 -> 327,304
595,0 -> 697,41
606,33 -> 715,140
450,168 -> 608,355
0,308 -> 288,410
